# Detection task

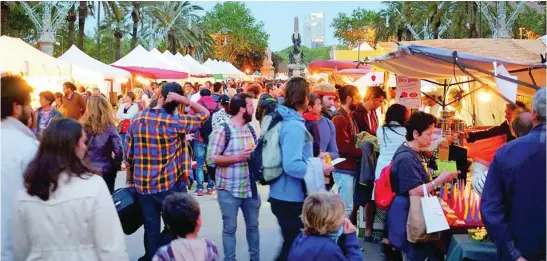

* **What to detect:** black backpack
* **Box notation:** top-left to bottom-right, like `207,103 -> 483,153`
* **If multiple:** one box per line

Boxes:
199,101 -> 220,143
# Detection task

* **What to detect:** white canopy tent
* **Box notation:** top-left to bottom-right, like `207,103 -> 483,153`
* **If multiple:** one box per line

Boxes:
59,45 -> 131,79
164,52 -> 211,76
183,55 -> 211,73
59,45 -> 131,95
1,35 -> 73,77
149,48 -> 190,73
202,59 -> 225,75
111,45 -> 188,79
0,36 -> 105,106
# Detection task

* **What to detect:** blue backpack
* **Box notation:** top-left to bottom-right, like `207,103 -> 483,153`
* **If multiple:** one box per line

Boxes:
249,111 -> 284,185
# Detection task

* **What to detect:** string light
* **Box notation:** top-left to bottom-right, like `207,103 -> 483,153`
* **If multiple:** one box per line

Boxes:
478,91 -> 491,103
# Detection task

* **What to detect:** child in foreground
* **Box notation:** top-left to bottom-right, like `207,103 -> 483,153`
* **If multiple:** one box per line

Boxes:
288,192 -> 363,261
152,193 -> 219,261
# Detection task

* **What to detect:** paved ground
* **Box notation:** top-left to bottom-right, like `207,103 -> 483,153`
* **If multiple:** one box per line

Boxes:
115,171 -> 383,261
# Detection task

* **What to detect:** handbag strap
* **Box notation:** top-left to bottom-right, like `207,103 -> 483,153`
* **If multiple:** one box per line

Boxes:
422,184 -> 429,198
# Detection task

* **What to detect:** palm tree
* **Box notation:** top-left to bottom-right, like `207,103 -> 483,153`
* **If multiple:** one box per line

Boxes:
100,2 -> 128,60
149,2 -> 212,54
1,1 -> 14,35
373,2 -> 406,42
77,1 -> 91,50
66,3 -> 76,47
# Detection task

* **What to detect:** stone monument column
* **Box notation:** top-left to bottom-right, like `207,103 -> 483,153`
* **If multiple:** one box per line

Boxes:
288,16 -> 306,77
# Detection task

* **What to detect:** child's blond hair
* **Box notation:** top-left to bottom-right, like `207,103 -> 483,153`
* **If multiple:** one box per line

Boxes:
301,192 -> 346,235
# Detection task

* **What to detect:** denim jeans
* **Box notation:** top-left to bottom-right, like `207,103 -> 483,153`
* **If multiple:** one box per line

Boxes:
333,172 -> 355,217
137,179 -> 187,261
119,132 -> 127,162
217,189 -> 261,261
194,141 -> 215,190
270,197 -> 304,261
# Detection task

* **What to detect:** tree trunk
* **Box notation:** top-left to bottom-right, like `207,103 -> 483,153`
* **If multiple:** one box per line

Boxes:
131,2 -> 140,49
1,2 -> 10,36
468,2 -> 478,38
115,32 -> 122,60
168,30 -> 176,54
396,28 -> 403,41
78,1 -> 87,50
67,5 -> 76,47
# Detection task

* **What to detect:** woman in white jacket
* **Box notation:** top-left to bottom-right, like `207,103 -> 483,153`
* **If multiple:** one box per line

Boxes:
13,118 -> 128,261
375,104 -> 409,259
116,92 -> 139,164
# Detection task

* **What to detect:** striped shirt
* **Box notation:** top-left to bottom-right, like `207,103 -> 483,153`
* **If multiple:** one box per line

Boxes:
206,122 -> 256,198
126,108 -> 206,194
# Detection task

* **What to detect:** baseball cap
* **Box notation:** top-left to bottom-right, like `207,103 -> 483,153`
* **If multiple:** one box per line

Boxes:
218,94 -> 230,105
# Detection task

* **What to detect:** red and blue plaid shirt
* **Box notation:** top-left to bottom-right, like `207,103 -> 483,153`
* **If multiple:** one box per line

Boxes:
126,108 -> 206,194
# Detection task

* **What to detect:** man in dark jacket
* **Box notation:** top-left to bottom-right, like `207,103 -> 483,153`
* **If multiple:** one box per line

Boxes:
332,85 -> 362,220
481,88 -> 546,261
352,86 -> 385,136
466,101 -> 528,143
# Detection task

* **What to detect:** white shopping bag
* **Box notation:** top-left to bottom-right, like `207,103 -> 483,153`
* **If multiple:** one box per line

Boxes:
421,185 -> 450,234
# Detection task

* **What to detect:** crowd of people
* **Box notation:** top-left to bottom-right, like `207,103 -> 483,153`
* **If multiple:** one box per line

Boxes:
1,73 -> 545,261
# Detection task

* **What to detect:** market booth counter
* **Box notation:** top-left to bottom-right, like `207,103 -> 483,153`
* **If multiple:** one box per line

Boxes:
366,38 -> 546,261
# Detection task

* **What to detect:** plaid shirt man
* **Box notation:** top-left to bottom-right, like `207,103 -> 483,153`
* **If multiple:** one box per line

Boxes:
126,107 -> 207,194
206,122 -> 256,198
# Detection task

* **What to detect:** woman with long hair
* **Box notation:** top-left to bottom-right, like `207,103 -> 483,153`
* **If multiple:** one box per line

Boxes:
269,77 -> 334,261
81,95 -> 123,193
13,118 -> 128,260
53,92 -> 67,116
374,103 -> 409,259
134,87 -> 149,111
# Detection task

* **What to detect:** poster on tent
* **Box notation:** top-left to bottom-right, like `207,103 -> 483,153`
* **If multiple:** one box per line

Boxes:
396,76 -> 421,109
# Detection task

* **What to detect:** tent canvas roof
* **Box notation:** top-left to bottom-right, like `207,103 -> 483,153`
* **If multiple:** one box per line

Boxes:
111,45 -> 187,79
369,40 -> 546,96
59,45 -> 130,79
0,36 -> 73,77
377,38 -> 546,65
149,48 -> 189,73
169,52 -> 211,76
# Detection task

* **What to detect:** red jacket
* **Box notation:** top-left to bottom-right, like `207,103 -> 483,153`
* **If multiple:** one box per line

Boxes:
332,108 -> 362,170
352,103 -> 378,136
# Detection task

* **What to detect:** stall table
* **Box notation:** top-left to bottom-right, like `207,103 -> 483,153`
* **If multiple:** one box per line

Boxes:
446,234 -> 497,261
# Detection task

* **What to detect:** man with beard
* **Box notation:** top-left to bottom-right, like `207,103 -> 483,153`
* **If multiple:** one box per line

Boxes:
61,82 -> 87,120
1,76 -> 40,261
206,93 -> 260,261
332,85 -> 363,219
125,82 -> 209,261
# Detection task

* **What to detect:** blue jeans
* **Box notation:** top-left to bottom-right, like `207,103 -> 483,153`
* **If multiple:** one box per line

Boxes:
120,132 -> 127,162
217,189 -> 261,261
194,141 -> 215,190
333,172 -> 355,217
137,179 -> 187,261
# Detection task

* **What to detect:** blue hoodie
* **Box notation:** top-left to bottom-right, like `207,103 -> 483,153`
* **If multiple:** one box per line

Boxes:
269,105 -> 313,203
288,232 -> 363,261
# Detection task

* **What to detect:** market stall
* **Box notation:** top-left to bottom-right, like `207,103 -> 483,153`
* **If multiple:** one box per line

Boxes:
364,38 -> 546,256
59,45 -> 131,97
111,45 -> 188,80
0,36 -> 105,107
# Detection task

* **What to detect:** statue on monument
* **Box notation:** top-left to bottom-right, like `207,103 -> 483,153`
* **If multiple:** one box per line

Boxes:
289,16 -> 304,65
288,16 -> 306,77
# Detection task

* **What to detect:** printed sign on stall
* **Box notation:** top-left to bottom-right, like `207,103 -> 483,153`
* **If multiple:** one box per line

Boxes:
396,76 -> 421,109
